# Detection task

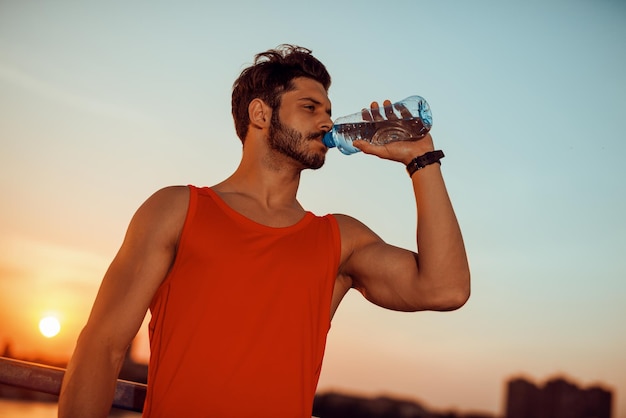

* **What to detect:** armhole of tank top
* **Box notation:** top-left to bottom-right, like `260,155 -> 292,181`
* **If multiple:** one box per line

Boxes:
323,214 -> 341,333
150,185 -> 198,301
327,214 -> 342,274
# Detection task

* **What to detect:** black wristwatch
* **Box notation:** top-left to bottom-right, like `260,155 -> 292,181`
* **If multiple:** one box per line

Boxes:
406,150 -> 445,177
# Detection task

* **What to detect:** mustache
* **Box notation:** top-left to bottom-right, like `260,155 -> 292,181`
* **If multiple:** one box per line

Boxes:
306,131 -> 327,141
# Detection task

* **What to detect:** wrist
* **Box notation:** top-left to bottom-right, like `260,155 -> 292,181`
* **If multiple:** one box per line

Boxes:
399,133 -> 435,165
406,150 -> 445,177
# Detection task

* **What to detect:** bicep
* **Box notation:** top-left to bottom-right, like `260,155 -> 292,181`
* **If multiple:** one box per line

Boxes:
348,240 -> 423,312
340,215 -> 465,312
84,244 -> 170,350
80,186 -> 188,351
336,214 -> 422,312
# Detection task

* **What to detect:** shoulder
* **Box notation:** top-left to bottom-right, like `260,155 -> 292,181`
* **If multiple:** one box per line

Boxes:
136,186 -> 190,219
332,213 -> 380,240
142,185 -> 191,208
128,186 -> 190,243
148,184 -> 190,201
331,213 -> 382,261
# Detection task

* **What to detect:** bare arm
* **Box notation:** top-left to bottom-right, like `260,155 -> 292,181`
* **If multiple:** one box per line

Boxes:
58,186 -> 189,418
335,101 -> 470,312
336,162 -> 469,312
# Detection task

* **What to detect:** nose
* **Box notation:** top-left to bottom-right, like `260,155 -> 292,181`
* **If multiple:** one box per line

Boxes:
320,113 -> 333,133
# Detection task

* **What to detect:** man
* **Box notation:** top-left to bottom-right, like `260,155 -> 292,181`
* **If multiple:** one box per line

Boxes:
58,44 -> 470,417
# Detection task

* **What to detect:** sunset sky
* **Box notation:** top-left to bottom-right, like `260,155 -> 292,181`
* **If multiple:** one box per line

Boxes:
1,1 -> 625,416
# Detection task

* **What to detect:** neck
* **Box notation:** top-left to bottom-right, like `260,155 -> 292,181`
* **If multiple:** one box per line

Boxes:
213,136 -> 304,211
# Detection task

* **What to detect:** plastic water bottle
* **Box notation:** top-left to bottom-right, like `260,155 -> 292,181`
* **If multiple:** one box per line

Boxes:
323,95 -> 433,155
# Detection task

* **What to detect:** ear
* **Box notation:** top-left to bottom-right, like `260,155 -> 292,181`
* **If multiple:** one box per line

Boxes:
248,98 -> 272,130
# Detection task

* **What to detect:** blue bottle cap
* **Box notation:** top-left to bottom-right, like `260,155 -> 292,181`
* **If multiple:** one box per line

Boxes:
322,132 -> 336,148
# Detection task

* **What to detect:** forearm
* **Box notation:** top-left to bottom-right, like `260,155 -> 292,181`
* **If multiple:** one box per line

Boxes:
58,334 -> 127,418
412,163 -> 470,309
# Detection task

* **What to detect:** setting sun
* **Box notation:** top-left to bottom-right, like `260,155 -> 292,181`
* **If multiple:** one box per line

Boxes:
39,316 -> 61,338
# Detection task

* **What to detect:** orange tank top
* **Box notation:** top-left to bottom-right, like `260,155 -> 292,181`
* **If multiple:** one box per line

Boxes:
143,185 -> 340,417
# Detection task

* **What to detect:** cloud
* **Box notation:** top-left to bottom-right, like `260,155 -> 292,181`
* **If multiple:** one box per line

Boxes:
0,62 -> 156,125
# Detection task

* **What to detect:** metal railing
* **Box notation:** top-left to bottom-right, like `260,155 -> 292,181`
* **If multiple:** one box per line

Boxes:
0,356 -> 146,412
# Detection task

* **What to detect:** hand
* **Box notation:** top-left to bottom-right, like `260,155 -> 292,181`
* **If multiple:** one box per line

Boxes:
354,100 -> 435,165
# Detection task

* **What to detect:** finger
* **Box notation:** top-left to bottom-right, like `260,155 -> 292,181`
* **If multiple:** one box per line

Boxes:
352,139 -> 392,159
382,100 -> 398,120
394,103 -> 413,119
361,107 -> 373,122
352,139 -> 377,155
369,101 -> 384,121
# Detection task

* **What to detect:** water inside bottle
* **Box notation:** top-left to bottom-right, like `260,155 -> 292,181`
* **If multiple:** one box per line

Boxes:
335,118 -> 429,145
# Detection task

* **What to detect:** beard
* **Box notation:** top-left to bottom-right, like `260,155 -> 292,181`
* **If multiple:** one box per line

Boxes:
268,113 -> 326,170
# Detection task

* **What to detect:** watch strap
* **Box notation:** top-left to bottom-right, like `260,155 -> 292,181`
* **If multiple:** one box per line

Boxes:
406,150 -> 445,177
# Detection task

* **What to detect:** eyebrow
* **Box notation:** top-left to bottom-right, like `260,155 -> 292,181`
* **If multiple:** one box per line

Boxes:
299,97 -> 332,117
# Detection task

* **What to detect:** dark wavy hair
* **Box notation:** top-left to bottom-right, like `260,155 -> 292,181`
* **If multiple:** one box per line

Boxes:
231,44 -> 331,143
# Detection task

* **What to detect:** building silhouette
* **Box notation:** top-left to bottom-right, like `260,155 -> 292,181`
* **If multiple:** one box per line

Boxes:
313,391 -> 494,418
505,376 -> 612,418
